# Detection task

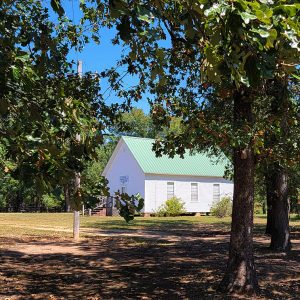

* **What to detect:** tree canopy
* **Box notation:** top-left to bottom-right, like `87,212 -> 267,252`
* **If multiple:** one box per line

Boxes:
79,0 -> 300,295
1,0 -> 299,295
0,1 -> 125,194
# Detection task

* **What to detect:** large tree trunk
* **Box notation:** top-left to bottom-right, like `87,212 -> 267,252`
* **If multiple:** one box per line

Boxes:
270,166 -> 291,251
219,90 -> 259,295
264,78 -> 291,251
265,172 -> 274,235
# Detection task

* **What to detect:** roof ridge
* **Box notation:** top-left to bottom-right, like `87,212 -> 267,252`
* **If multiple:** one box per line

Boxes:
122,135 -> 155,141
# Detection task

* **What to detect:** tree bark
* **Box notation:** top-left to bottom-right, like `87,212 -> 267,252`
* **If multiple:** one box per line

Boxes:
265,173 -> 274,235
264,77 -> 291,251
219,90 -> 259,295
262,201 -> 266,215
14,190 -> 23,212
64,184 -> 71,212
269,166 -> 291,251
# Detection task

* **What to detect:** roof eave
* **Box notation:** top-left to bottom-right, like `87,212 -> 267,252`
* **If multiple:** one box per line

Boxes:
102,137 -> 124,177
144,172 -> 228,179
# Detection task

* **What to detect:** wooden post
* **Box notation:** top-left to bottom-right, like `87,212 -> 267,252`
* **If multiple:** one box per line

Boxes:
88,208 -> 92,217
73,211 -> 80,240
82,204 -> 85,216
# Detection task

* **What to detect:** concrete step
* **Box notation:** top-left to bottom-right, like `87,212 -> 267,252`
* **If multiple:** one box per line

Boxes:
91,207 -> 107,216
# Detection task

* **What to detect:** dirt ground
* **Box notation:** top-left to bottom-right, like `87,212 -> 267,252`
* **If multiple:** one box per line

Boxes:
0,224 -> 299,300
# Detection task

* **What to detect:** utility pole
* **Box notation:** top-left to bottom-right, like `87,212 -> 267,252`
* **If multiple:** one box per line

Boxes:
73,60 -> 83,241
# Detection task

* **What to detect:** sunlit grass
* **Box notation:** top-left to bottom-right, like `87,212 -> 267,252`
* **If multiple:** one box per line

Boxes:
0,213 -> 299,239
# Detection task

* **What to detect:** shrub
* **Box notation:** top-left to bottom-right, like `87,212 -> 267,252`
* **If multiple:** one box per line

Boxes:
254,201 -> 263,215
42,193 -> 62,211
155,196 -> 186,217
210,196 -> 232,218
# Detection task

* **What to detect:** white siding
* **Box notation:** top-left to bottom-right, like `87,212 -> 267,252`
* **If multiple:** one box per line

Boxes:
144,174 -> 233,213
104,141 -> 145,206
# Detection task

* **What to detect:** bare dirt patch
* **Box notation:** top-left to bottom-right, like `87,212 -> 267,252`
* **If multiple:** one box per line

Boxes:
0,225 -> 299,300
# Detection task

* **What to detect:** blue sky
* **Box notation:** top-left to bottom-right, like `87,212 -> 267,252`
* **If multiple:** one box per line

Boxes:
49,0 -> 150,112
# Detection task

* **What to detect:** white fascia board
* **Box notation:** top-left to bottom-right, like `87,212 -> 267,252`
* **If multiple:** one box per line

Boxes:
102,138 -> 125,177
144,172 -> 231,181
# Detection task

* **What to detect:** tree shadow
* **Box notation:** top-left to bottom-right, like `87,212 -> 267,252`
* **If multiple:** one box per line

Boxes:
81,218 -> 200,230
81,218 -> 231,234
0,229 -> 299,300
0,236 -> 230,299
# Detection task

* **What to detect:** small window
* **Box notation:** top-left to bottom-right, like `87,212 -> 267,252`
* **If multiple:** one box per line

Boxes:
191,183 -> 198,202
213,184 -> 220,202
167,182 -> 174,199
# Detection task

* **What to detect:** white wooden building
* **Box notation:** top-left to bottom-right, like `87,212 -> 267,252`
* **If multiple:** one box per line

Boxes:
102,136 -> 233,214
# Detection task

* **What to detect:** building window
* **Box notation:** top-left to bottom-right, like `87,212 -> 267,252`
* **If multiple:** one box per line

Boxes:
213,184 -> 220,202
191,183 -> 198,202
167,182 -> 174,199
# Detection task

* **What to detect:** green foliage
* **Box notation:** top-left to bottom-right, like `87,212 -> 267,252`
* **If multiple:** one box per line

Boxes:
210,196 -> 232,218
154,197 -> 186,217
0,144 -> 28,211
112,108 -> 156,138
1,142 -> 66,211
0,1 -> 129,216
115,193 -> 144,223
254,200 -> 264,215
110,108 -> 183,139
42,193 -> 63,211
81,144 -> 115,207
0,197 -> 5,210
80,0 -> 299,159
50,0 -> 65,16
82,0 -> 300,240
0,174 -> 21,211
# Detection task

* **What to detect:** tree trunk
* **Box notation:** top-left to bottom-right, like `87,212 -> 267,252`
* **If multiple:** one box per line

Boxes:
14,190 -> 23,212
265,173 -> 274,235
219,90 -> 258,295
264,78 -> 291,251
64,184 -> 71,212
270,166 -> 291,251
262,201 -> 266,215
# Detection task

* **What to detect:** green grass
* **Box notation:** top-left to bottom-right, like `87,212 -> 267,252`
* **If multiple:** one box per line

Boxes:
0,213 -> 299,239
0,213 -> 231,233
0,213 -> 73,238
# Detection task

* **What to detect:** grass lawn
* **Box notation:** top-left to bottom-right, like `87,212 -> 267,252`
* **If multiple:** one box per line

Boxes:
0,212 -> 299,238
0,213 -> 299,299
0,213 -> 231,237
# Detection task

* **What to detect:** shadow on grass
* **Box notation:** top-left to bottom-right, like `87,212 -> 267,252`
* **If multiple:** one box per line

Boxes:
81,217 -> 232,233
255,214 -> 300,222
0,229 -> 299,300
0,236 -> 229,299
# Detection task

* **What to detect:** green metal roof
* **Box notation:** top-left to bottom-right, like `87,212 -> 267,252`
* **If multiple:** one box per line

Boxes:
122,136 -> 229,177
